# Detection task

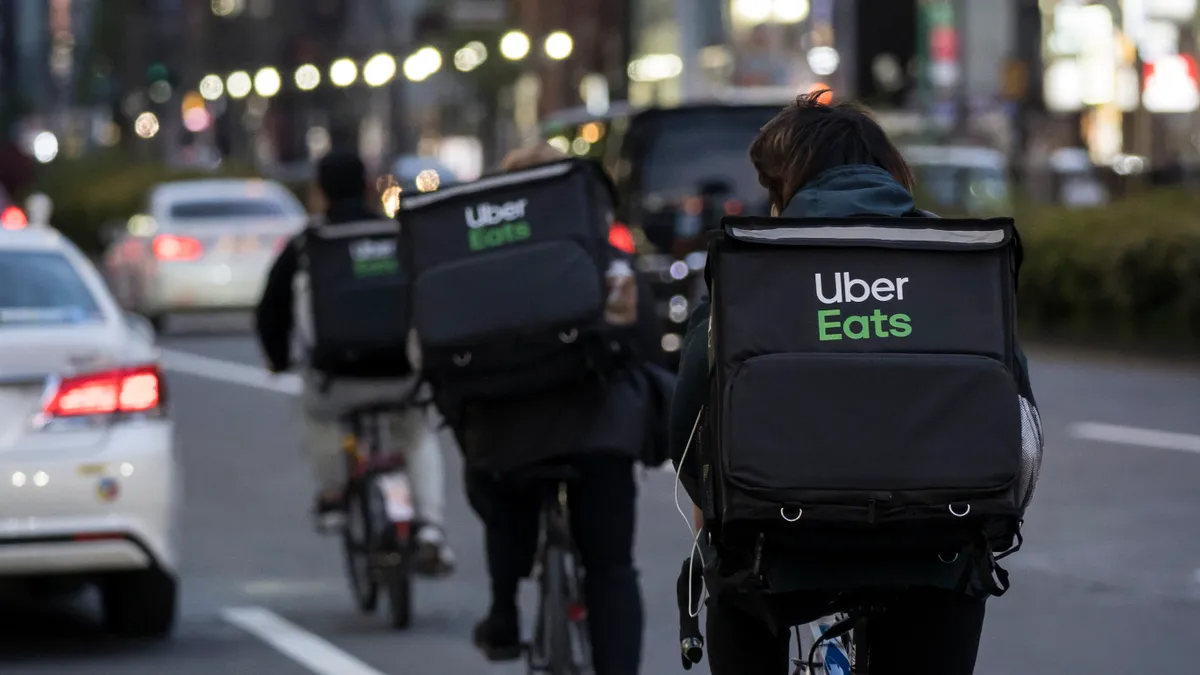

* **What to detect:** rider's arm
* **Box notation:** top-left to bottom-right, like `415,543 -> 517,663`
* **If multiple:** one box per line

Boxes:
255,237 -> 299,373
669,298 -> 710,498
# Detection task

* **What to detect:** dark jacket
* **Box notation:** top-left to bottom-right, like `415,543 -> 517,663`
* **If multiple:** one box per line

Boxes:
457,258 -> 668,474
255,199 -> 382,372
668,165 -> 1034,595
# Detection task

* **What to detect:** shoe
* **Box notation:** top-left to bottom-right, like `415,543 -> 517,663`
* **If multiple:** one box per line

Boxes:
473,606 -> 523,661
312,491 -> 346,535
415,526 -> 456,577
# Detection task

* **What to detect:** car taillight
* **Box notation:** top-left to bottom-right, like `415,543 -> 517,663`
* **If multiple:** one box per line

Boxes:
42,365 -> 163,418
153,234 -> 203,261
1,206 -> 27,230
609,222 -> 636,254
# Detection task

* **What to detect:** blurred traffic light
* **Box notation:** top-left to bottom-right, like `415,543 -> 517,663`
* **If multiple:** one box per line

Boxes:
147,62 -> 170,85
146,62 -> 175,104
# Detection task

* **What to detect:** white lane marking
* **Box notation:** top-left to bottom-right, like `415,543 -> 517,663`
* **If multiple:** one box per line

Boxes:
1070,422 -> 1200,455
160,348 -> 301,395
240,578 -> 343,598
222,606 -> 386,675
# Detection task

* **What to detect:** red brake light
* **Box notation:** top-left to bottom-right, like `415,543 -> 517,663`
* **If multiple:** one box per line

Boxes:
43,365 -> 162,418
724,199 -> 743,215
153,234 -> 204,261
1,206 -> 27,230
608,222 -> 636,254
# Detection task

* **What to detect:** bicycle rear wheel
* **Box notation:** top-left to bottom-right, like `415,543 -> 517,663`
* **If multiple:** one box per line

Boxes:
342,480 -> 379,613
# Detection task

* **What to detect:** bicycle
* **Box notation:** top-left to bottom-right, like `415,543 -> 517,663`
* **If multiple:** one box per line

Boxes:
523,464 -> 594,675
676,553 -> 875,674
339,403 -> 421,629
793,608 -> 870,675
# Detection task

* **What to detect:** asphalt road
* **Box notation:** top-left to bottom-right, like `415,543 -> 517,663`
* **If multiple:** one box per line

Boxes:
3,313 -> 1199,674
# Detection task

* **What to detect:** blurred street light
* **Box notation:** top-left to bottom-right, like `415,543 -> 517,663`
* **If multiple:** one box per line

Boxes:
211,0 -> 244,17
295,64 -> 321,91
455,41 -> 488,72
134,112 -> 160,139
500,31 -> 531,60
254,67 -> 281,97
403,47 -> 442,82
733,0 -> 809,23
807,46 -> 840,76
330,58 -> 358,87
226,71 -> 252,98
32,132 -> 58,163
544,31 -> 573,60
199,74 -> 225,100
363,53 -> 398,86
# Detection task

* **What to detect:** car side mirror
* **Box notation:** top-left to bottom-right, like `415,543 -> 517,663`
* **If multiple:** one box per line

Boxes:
123,312 -> 156,341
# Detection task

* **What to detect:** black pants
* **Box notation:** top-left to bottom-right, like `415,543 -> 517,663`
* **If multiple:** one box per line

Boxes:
464,454 -> 644,675
706,588 -> 986,675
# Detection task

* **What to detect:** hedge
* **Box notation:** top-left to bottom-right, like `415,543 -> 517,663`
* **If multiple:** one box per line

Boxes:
31,157 -> 1200,345
1015,190 -> 1200,345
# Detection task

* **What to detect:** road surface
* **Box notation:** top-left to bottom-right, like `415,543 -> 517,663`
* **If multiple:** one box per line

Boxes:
3,315 -> 1199,674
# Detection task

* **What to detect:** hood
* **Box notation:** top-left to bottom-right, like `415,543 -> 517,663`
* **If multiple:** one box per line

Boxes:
780,165 -> 915,219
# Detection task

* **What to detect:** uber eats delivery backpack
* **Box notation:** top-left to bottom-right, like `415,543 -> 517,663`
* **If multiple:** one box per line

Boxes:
697,215 -> 1043,597
397,159 -> 618,403
299,218 -> 414,379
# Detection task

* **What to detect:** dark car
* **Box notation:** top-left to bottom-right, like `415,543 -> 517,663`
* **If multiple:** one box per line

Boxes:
541,101 -> 782,368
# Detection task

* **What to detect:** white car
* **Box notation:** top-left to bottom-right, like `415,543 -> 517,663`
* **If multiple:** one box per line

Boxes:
0,223 -> 179,637
103,178 -> 307,332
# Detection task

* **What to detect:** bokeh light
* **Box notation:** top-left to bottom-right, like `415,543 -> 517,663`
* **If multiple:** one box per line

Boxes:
415,170 -> 440,193
330,59 -> 358,87
499,31 -> 531,60
403,47 -> 442,82
134,112 -> 161,139
454,41 -> 488,72
294,64 -> 320,90
363,53 -> 398,86
226,71 -> 252,98
254,67 -> 281,97
199,74 -> 224,100
32,132 -> 58,163
544,31 -> 573,60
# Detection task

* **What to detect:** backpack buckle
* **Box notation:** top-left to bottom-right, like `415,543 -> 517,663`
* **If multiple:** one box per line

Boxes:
780,506 -> 803,522
949,503 -> 971,517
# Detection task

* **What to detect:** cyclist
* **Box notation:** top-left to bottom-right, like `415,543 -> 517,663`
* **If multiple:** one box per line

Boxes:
451,143 -> 660,675
669,93 -> 1035,674
255,150 -> 455,575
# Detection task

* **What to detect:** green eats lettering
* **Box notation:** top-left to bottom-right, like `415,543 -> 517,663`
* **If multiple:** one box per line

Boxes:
348,238 -> 399,278
814,272 -> 912,341
465,199 -> 532,251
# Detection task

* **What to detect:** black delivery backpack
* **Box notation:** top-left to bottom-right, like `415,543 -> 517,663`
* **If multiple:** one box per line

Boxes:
699,215 -> 1043,596
300,218 -> 413,379
398,159 -> 616,401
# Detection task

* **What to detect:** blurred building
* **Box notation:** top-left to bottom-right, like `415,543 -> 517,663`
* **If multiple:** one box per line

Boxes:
1035,0 -> 1200,178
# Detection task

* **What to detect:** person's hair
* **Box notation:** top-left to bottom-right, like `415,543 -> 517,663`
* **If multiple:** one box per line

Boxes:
749,90 -> 914,211
500,143 -> 567,172
316,150 -> 367,202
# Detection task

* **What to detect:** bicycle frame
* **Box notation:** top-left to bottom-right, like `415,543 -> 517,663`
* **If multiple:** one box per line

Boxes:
529,480 -> 593,675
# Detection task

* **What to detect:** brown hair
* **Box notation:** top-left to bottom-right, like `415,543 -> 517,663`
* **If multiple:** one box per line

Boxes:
749,90 -> 914,211
500,143 -> 568,172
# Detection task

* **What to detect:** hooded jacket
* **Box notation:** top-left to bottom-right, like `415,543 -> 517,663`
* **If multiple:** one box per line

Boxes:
668,164 -> 1034,596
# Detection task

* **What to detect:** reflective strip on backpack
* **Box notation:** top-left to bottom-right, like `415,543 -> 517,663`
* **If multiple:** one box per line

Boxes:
728,225 -> 1007,246
309,220 -> 399,238
400,162 -> 573,209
